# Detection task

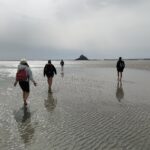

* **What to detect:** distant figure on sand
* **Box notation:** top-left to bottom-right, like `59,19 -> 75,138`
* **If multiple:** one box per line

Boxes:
60,59 -> 64,72
44,60 -> 57,92
116,81 -> 124,102
14,59 -> 37,106
116,57 -> 125,81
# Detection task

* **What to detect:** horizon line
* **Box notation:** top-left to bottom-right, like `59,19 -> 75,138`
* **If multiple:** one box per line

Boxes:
0,58 -> 150,61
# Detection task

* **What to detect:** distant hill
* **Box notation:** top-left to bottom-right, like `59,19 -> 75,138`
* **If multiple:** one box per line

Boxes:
76,55 -> 89,60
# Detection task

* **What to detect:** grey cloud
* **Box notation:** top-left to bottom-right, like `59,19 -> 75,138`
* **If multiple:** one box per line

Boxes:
0,0 -> 150,59
54,0 -> 147,19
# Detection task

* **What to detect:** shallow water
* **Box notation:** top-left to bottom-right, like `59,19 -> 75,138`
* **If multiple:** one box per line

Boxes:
0,60 -> 150,150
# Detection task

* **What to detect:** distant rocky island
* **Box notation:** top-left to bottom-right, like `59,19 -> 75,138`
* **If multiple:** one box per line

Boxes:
76,55 -> 89,60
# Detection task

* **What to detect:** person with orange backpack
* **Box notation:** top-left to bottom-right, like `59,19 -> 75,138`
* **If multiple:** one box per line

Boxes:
14,59 -> 37,106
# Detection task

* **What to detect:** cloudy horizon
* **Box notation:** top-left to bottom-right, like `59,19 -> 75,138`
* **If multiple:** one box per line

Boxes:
0,0 -> 150,60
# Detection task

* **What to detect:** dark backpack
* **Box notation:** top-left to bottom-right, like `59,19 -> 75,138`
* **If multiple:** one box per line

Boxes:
118,61 -> 125,69
16,69 -> 28,81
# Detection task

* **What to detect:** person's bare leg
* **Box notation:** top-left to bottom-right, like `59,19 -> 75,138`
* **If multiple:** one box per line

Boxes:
23,92 -> 25,105
117,71 -> 119,81
120,72 -> 122,81
23,91 -> 29,105
48,77 -> 53,92
120,80 -> 122,88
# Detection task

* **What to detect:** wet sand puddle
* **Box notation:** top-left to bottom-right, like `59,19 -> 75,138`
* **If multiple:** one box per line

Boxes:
0,61 -> 150,150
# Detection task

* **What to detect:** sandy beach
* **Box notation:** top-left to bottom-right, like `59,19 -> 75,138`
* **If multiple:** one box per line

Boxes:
0,60 -> 150,150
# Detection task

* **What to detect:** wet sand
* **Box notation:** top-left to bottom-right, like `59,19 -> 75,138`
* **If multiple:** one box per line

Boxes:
0,60 -> 150,150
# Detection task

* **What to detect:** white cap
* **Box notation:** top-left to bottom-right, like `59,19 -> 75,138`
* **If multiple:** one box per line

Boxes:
20,58 -> 27,64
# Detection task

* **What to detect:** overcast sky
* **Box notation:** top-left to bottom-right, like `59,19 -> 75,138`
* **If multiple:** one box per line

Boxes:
0,0 -> 150,60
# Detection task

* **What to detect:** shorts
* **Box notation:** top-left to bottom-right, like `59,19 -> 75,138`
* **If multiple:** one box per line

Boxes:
46,73 -> 54,78
117,68 -> 124,72
19,81 -> 30,92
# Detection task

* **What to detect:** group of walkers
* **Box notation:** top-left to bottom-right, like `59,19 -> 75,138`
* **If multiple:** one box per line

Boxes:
14,57 -> 125,106
14,59 -> 62,106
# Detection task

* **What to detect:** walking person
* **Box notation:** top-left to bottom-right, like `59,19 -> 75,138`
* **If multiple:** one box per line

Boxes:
60,59 -> 64,73
116,57 -> 125,81
43,60 -> 57,92
14,59 -> 37,106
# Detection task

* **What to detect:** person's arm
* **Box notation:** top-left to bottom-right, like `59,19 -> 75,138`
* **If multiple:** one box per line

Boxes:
14,65 -> 19,86
43,65 -> 47,77
53,65 -> 57,75
116,61 -> 118,68
14,80 -> 18,86
27,67 -> 37,86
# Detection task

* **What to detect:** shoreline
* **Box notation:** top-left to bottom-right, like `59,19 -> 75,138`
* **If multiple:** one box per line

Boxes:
0,58 -> 150,61
0,59 -> 150,71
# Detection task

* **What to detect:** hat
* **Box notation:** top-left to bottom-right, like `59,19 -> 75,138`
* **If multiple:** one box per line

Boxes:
20,58 -> 27,64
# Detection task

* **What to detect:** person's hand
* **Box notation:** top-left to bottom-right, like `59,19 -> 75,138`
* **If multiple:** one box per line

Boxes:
14,81 -> 17,87
33,81 -> 37,86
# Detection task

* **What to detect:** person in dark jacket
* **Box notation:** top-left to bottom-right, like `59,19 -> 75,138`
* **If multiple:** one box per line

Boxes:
116,57 -> 125,81
60,59 -> 64,73
44,60 -> 57,92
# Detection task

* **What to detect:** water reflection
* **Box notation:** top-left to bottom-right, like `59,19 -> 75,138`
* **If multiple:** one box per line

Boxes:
14,106 -> 35,145
61,72 -> 64,78
116,81 -> 124,102
44,92 -> 57,112
61,66 -> 64,73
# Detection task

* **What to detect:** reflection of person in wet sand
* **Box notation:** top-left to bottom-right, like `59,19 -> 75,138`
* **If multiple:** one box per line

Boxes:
61,72 -> 64,78
22,106 -> 31,122
44,92 -> 57,112
14,106 -> 35,145
116,81 -> 124,102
